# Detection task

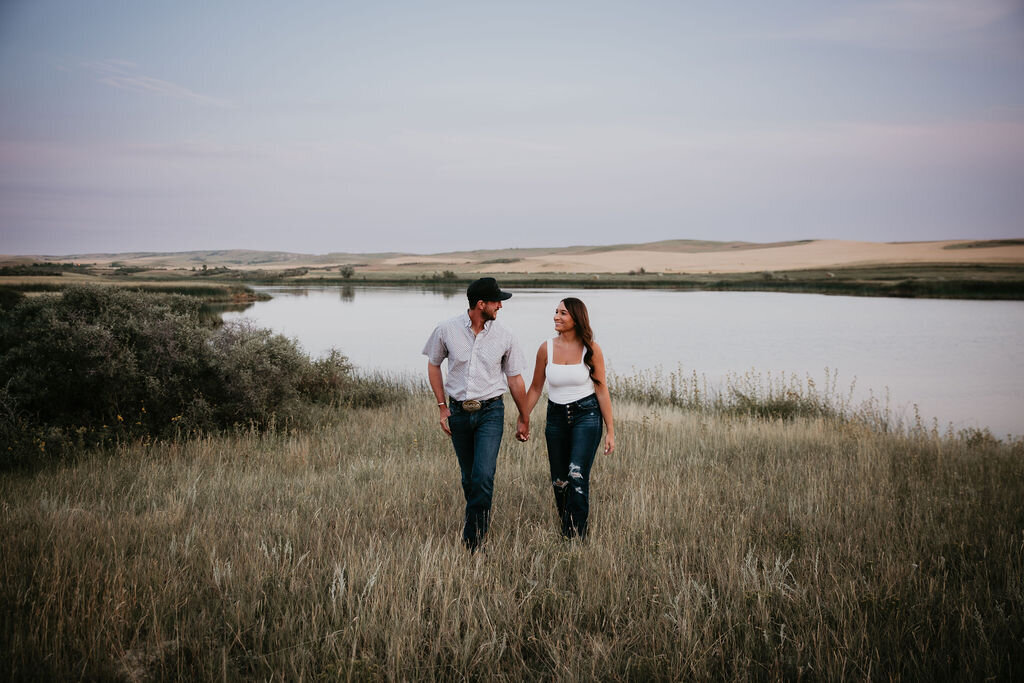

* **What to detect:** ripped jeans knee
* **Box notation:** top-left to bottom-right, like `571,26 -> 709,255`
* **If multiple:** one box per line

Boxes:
568,463 -> 585,494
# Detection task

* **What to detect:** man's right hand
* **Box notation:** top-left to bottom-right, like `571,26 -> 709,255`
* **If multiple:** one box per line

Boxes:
515,415 -> 530,442
439,404 -> 452,436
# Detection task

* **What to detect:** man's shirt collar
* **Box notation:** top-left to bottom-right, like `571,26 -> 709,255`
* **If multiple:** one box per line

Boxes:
460,311 -> 492,331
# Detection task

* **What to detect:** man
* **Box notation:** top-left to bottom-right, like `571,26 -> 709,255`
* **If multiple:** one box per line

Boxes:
423,277 -> 529,552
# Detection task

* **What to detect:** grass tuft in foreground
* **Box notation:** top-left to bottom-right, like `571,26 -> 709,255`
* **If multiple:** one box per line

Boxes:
2,388 -> 1022,680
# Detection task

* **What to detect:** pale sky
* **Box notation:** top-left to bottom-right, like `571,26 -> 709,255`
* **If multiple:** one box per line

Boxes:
2,0 -> 1023,255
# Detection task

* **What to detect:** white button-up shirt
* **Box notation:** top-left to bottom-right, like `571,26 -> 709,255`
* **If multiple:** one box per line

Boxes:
422,312 -> 526,401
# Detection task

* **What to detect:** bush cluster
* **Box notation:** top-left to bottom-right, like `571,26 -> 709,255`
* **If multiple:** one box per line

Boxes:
0,262 -> 94,277
0,286 -> 353,464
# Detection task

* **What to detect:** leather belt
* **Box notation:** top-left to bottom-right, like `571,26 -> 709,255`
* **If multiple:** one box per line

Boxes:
449,395 -> 502,412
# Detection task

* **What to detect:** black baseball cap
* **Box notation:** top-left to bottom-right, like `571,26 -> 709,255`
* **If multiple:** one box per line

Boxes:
467,277 -> 512,304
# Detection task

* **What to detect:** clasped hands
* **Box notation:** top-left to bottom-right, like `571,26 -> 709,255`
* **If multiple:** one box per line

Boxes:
515,415 -> 530,442
438,404 -> 532,442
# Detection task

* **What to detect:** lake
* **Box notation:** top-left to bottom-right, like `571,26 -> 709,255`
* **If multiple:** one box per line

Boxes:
223,285 -> 1024,438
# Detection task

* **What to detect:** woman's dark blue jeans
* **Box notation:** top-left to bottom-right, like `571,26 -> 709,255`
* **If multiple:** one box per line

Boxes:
545,393 -> 603,539
447,399 -> 504,551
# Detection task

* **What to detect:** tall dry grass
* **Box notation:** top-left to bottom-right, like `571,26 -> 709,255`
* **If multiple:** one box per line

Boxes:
2,395 -> 1022,680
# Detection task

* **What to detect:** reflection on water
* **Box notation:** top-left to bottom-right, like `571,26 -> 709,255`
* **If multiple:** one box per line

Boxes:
201,302 -> 255,322
415,283 -> 464,299
223,286 -> 1024,437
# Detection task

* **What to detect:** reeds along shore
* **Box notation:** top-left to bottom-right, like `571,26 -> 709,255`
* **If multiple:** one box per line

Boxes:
1,384 -> 1023,681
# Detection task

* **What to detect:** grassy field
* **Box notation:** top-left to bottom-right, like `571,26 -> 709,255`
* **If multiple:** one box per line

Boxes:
2,385 -> 1022,680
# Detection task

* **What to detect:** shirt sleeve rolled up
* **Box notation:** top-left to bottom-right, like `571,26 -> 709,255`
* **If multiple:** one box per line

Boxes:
422,325 -> 447,366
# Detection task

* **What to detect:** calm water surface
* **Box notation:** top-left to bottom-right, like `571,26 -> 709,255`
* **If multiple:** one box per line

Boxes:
223,286 -> 1024,437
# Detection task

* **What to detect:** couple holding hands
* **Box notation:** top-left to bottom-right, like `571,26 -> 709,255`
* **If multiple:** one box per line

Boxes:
423,277 -> 614,552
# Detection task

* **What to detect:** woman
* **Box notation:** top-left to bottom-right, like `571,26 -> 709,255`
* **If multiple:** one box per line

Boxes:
522,297 -> 614,539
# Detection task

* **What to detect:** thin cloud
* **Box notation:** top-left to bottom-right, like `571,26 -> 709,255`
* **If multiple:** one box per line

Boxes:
785,0 -> 1023,53
125,141 -> 258,160
75,58 -> 232,108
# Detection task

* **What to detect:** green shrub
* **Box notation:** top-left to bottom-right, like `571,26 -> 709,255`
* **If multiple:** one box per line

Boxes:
1,286 -> 206,433
0,288 -> 25,310
205,320 -> 307,426
0,286 -> 367,464
297,349 -> 354,402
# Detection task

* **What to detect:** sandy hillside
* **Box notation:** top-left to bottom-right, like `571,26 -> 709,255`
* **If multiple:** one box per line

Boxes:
499,240 -> 1024,273
375,239 -> 1024,274
5,239 -> 1023,274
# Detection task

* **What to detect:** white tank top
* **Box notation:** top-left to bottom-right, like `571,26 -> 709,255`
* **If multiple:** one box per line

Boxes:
546,338 -> 596,404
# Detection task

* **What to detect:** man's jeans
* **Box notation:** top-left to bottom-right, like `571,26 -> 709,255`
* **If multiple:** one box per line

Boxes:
448,399 -> 504,551
545,393 -> 603,539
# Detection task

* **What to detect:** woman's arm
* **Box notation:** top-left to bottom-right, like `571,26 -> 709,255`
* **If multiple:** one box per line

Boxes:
524,342 -> 547,415
516,343 -> 547,442
591,343 -> 615,454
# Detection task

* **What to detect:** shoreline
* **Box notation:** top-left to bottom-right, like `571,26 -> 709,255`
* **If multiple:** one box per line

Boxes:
243,263 -> 1024,300
4,265 -> 1024,301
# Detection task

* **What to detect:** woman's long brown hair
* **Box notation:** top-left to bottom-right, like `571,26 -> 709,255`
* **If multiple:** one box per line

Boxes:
560,297 -> 601,387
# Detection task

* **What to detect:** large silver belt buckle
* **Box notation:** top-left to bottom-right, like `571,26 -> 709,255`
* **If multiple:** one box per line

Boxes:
462,399 -> 482,412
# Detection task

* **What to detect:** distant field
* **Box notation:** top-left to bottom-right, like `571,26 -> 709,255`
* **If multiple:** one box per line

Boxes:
4,238 -> 1023,274
3,239 -> 1024,300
